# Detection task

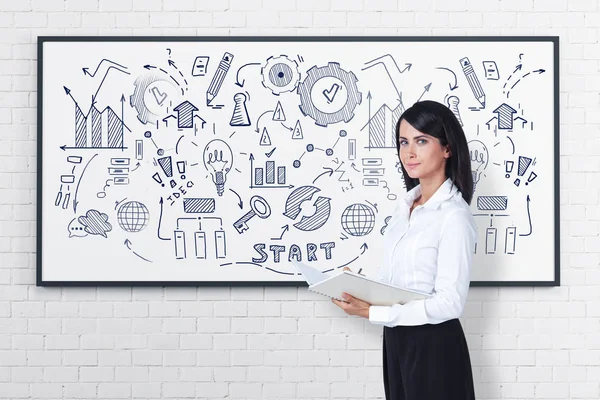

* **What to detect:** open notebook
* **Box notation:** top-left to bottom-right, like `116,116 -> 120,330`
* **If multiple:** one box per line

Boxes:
292,260 -> 429,306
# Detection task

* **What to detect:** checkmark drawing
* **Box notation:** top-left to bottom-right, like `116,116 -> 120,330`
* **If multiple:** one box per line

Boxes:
150,87 -> 168,106
323,83 -> 341,103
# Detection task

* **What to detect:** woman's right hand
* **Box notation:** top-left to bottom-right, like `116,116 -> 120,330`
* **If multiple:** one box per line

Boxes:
343,267 -> 352,272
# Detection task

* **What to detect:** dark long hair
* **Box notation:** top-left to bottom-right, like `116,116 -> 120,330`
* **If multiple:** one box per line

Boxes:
395,100 -> 473,205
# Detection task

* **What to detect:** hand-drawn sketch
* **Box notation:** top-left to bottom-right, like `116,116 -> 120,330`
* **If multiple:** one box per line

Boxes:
261,55 -> 301,95
38,37 -> 559,286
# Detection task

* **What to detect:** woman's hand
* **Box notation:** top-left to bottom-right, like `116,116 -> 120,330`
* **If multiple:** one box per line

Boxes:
331,268 -> 371,318
331,292 -> 371,319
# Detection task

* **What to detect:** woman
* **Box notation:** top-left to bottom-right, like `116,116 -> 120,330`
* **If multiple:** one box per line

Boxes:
332,100 -> 477,399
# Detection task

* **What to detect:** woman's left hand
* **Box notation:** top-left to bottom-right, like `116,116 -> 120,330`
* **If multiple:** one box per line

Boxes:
331,293 -> 371,319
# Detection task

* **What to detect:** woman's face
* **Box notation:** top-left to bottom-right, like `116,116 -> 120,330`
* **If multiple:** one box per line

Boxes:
397,119 -> 450,180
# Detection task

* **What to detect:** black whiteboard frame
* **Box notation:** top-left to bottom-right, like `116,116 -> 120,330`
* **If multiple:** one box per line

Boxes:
36,36 -> 560,287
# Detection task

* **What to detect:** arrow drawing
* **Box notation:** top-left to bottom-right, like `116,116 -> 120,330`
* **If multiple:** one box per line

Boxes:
83,59 -> 128,77
417,83 -> 432,102
228,188 -> 244,209
235,62 -> 261,87
312,167 -> 334,184
519,195 -> 532,236
73,153 -> 97,213
362,54 -> 411,103
124,239 -> 152,262
506,68 -> 545,98
366,91 -> 373,147
435,67 -> 459,90
254,110 -> 274,133
158,197 -> 171,241
270,224 -> 289,241
144,64 -> 184,96
91,66 -> 130,106
168,59 -> 189,88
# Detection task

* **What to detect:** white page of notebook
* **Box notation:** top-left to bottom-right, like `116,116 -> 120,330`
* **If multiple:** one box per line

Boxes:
309,271 -> 429,306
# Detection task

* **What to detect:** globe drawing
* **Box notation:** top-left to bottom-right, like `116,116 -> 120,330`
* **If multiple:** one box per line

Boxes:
117,201 -> 149,233
341,203 -> 375,236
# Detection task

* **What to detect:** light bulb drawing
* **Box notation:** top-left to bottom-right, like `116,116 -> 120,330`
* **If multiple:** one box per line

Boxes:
468,140 -> 489,188
203,139 -> 234,196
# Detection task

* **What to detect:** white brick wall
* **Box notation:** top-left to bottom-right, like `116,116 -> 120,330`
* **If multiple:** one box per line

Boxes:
0,0 -> 599,399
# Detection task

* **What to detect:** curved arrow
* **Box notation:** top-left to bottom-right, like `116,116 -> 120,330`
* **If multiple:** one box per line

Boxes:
280,122 -> 293,131
312,167 -> 334,184
519,195 -> 532,236
144,64 -> 183,94
133,251 -> 151,262
503,64 -> 523,90
168,60 -> 188,87
158,197 -> 172,240
229,188 -> 243,209
124,239 -> 151,262
505,67 -> 545,98
73,153 -> 97,213
255,110 -> 274,133
235,62 -> 261,87
435,67 -> 458,90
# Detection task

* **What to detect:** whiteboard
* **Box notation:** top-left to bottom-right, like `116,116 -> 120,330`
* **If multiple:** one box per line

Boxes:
37,37 -> 559,286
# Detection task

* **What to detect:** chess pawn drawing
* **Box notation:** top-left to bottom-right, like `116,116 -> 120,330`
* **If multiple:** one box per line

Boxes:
446,95 -> 463,126
230,93 -> 251,126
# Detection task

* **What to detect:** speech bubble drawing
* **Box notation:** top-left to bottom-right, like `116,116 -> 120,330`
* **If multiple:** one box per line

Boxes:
67,217 -> 88,238
77,209 -> 112,238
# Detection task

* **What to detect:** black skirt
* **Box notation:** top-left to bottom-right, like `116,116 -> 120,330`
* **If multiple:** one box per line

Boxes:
382,318 -> 476,400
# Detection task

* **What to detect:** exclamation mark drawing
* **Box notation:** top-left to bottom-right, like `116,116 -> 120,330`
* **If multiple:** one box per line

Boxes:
152,156 -> 175,188
505,160 -> 514,178
514,156 -> 532,187
152,172 -> 164,187
525,171 -> 537,186
157,156 -> 177,188
176,161 -> 186,180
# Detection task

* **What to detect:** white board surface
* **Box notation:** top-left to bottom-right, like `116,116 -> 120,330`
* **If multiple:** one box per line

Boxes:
38,37 -> 558,285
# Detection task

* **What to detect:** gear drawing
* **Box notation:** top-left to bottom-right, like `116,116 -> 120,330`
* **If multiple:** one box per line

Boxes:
297,62 -> 362,127
130,72 -> 178,125
261,55 -> 301,95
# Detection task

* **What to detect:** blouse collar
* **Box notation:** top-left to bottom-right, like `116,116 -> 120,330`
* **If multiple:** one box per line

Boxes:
403,177 -> 459,210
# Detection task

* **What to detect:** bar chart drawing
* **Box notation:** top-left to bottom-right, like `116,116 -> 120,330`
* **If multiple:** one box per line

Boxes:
250,154 -> 288,188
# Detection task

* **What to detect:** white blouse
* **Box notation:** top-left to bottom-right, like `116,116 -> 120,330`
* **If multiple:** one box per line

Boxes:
368,177 -> 478,327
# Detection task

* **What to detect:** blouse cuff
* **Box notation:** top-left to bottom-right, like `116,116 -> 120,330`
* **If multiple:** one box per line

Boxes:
368,305 -> 392,326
